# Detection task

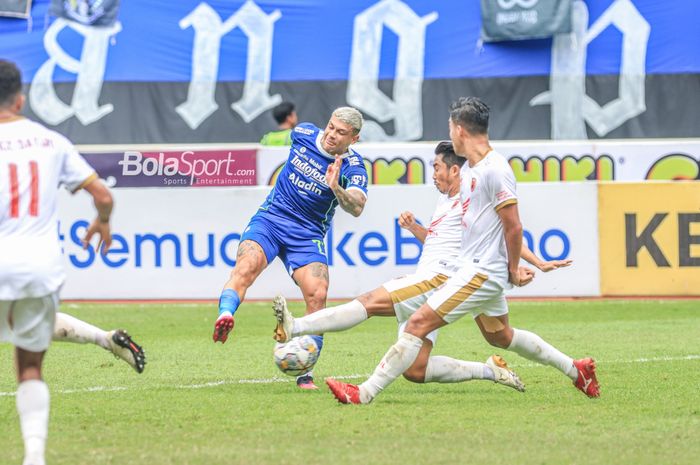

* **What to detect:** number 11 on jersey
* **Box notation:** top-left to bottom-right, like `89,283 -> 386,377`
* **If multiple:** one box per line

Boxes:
7,161 -> 39,218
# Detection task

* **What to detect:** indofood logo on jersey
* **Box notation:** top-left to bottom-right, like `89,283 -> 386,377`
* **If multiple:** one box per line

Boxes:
289,154 -> 326,195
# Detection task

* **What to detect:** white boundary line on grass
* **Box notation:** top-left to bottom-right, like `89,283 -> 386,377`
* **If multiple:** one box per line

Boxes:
0,355 -> 698,397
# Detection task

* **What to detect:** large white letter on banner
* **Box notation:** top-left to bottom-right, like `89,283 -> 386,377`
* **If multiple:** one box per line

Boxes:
29,18 -> 121,126
347,0 -> 437,141
177,1 -> 282,129
530,0 -> 650,139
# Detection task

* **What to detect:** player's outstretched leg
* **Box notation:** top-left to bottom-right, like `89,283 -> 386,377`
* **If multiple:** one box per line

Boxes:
504,327 -> 599,397
485,355 -> 525,392
272,295 -> 294,343
108,329 -> 146,374
573,357 -> 600,398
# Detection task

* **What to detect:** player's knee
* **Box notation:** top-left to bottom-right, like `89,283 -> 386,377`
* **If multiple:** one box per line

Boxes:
405,312 -> 432,337
231,261 -> 260,286
485,332 -> 511,349
402,368 -> 426,384
304,287 -> 327,311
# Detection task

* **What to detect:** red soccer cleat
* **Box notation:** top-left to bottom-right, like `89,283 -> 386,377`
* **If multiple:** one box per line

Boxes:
326,378 -> 362,404
213,314 -> 234,343
573,357 -> 600,397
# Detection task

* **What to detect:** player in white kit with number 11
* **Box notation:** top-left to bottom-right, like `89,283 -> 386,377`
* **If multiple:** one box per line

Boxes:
0,60 -> 115,465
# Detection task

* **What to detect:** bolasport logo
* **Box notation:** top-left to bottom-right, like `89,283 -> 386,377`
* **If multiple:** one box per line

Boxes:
117,150 -> 256,186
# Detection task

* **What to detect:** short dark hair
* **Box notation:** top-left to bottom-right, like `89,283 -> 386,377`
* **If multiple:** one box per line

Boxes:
449,96 -> 489,135
272,101 -> 295,125
434,141 -> 465,168
0,60 -> 22,108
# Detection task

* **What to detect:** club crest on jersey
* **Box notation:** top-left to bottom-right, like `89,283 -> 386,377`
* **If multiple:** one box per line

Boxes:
471,178 -> 477,192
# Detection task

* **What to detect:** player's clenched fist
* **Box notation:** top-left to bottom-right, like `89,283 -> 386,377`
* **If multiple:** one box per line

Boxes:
398,211 -> 417,230
509,266 -> 535,287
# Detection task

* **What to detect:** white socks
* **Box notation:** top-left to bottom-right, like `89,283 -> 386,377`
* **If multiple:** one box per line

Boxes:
508,328 -> 578,380
53,312 -> 110,350
293,299 -> 368,337
17,380 -> 49,465
424,356 -> 494,383
359,332 -> 423,403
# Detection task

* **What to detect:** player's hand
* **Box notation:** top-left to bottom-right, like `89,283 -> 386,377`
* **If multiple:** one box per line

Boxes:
82,217 -> 112,254
398,211 -> 417,230
538,258 -> 573,272
325,155 -> 342,192
509,266 -> 535,287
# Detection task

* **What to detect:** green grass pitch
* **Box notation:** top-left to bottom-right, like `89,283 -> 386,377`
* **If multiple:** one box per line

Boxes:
1,300 -> 699,465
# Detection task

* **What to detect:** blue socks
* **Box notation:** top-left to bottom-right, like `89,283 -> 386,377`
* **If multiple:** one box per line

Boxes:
218,289 -> 241,316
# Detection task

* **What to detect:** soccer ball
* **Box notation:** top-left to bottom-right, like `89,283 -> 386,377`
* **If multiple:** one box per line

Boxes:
273,335 -> 320,377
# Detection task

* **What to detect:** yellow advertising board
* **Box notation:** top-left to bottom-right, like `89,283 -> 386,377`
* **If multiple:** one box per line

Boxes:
599,182 -> 700,295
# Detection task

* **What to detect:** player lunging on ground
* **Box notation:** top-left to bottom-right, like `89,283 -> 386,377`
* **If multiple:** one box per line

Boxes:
0,60 -> 116,465
319,97 -> 599,404
274,141 -> 571,391
214,107 -> 368,390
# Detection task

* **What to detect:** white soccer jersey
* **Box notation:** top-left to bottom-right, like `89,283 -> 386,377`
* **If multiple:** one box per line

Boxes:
458,150 -> 517,287
416,192 -> 462,275
0,118 -> 96,300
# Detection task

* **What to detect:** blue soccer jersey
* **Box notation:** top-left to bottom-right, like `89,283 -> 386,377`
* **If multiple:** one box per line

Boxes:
258,122 -> 369,236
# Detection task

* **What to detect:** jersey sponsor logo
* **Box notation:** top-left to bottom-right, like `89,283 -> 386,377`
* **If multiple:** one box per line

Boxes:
350,174 -> 366,187
471,178 -> 477,192
290,154 -> 327,185
294,126 -> 314,135
347,156 -> 361,167
289,172 -> 323,196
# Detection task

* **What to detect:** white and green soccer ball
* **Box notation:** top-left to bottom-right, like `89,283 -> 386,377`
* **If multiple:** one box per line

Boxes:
273,335 -> 320,377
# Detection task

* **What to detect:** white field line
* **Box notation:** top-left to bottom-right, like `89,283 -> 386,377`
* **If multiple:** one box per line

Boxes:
0,355 -> 698,398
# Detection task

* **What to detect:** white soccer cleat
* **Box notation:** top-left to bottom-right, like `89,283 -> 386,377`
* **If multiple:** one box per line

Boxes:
272,295 -> 294,343
486,354 -> 525,392
107,329 -> 146,374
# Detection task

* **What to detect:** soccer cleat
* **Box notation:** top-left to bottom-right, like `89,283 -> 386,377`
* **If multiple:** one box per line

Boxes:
486,354 -> 525,392
326,378 -> 363,404
272,295 -> 294,343
296,374 -> 319,390
107,329 -> 146,374
573,357 -> 600,398
213,313 -> 234,343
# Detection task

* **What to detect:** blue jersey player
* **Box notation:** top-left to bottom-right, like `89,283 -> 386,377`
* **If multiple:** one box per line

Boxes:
213,107 -> 368,389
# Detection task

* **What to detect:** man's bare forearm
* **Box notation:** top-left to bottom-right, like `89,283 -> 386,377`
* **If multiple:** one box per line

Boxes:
333,187 -> 366,217
409,224 -> 428,243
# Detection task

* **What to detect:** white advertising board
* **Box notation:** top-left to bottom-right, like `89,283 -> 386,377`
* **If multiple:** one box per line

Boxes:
58,183 -> 598,300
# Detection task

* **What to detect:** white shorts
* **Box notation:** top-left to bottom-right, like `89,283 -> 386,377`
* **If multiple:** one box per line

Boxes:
0,293 -> 58,352
425,267 -> 508,325
382,270 -> 450,344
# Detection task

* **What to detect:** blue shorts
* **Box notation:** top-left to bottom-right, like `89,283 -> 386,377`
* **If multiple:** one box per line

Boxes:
240,212 -> 327,275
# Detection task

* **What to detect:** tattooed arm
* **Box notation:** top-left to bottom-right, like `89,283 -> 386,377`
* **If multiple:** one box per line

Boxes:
325,155 -> 367,217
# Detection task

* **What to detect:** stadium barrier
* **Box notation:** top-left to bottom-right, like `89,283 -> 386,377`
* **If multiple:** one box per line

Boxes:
58,183 -> 602,299
60,140 -> 699,299
78,138 -> 700,188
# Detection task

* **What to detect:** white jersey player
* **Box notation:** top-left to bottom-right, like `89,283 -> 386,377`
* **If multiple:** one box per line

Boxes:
273,141 -> 570,391
323,97 -> 599,404
0,60 -> 137,465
